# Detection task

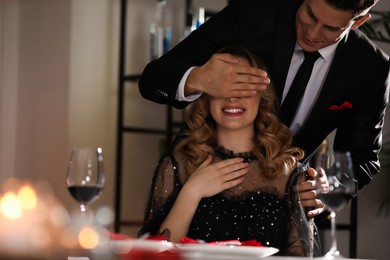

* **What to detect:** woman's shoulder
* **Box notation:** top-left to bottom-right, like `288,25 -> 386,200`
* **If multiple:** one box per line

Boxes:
164,151 -> 187,183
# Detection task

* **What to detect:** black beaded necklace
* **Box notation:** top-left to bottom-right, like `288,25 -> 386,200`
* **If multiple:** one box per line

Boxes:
214,145 -> 257,163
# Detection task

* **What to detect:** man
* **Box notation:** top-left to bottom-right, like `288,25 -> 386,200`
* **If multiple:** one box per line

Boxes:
139,0 -> 390,215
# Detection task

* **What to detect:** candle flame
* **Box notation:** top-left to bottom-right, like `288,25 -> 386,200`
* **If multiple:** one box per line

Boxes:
18,185 -> 37,210
0,192 -> 23,219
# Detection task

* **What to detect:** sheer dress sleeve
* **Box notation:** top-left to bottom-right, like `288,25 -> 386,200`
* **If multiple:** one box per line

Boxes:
282,163 -> 319,257
138,155 -> 181,236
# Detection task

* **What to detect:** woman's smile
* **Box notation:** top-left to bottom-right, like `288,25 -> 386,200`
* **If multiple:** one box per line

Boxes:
222,106 -> 245,116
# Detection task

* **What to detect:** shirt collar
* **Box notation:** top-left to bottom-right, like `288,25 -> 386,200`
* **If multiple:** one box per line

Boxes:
294,42 -> 338,62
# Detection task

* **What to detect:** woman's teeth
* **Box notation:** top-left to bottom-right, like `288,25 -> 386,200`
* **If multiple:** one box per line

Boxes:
223,108 -> 244,113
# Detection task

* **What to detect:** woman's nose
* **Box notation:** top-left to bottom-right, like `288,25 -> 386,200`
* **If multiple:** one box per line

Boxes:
227,97 -> 239,103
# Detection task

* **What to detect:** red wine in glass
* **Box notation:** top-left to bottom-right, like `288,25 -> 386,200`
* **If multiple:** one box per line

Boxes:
66,147 -> 105,213
68,185 -> 104,206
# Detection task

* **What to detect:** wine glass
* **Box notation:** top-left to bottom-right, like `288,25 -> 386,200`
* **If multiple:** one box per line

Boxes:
66,147 -> 105,214
314,143 -> 357,258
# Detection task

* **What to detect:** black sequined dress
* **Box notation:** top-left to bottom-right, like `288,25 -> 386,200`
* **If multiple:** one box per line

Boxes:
139,147 -> 316,256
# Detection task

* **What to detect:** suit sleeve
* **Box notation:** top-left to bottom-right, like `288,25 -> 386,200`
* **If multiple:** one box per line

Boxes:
334,57 -> 390,190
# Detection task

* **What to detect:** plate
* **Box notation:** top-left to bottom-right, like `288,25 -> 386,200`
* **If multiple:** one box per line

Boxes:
175,244 -> 279,258
109,239 -> 174,254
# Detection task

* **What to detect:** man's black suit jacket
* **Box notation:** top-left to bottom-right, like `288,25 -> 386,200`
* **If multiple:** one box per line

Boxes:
139,0 -> 390,189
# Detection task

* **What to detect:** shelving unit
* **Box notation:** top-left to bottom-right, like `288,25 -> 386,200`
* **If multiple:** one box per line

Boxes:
113,0 -> 357,257
114,0 -> 229,234
114,0 -> 170,233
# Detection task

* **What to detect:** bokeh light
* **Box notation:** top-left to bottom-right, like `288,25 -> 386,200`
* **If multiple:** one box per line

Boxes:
0,192 -> 23,219
18,185 -> 37,210
78,226 -> 100,249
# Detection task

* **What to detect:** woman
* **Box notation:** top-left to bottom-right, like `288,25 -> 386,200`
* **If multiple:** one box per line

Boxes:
139,47 -> 316,256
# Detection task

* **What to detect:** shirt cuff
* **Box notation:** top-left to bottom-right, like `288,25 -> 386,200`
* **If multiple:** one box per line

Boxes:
176,67 -> 202,102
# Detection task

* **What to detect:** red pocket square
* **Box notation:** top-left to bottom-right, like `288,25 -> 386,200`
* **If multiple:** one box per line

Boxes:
328,101 -> 352,110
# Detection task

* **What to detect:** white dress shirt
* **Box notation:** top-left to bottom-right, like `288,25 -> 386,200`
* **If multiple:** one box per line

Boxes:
176,67 -> 201,102
283,42 -> 337,134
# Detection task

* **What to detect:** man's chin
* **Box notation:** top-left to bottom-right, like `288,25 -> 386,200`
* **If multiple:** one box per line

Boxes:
297,38 -> 321,52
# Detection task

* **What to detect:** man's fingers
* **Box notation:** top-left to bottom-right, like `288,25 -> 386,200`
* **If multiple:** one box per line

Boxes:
298,168 -> 327,219
299,190 -> 317,201
301,197 -> 323,207
216,56 -> 269,84
229,85 -> 267,97
194,53 -> 271,99
237,65 -> 269,78
298,179 -> 315,192
301,198 -> 325,218
306,167 -> 317,179
234,67 -> 269,85
307,207 -> 324,218
235,74 -> 270,86
215,53 -> 240,64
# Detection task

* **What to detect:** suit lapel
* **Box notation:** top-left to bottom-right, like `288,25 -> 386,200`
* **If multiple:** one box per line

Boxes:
304,37 -> 349,120
273,23 -> 296,103
272,1 -> 298,103
298,34 -> 358,133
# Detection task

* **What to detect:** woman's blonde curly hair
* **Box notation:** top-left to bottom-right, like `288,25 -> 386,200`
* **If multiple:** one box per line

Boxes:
174,47 -> 304,178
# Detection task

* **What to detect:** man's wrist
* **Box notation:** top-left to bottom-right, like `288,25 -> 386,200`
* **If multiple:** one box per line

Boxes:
184,66 -> 203,96
176,67 -> 202,102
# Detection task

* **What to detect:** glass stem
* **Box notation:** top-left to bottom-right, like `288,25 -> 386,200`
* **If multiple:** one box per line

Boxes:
328,210 -> 339,256
80,204 -> 86,213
